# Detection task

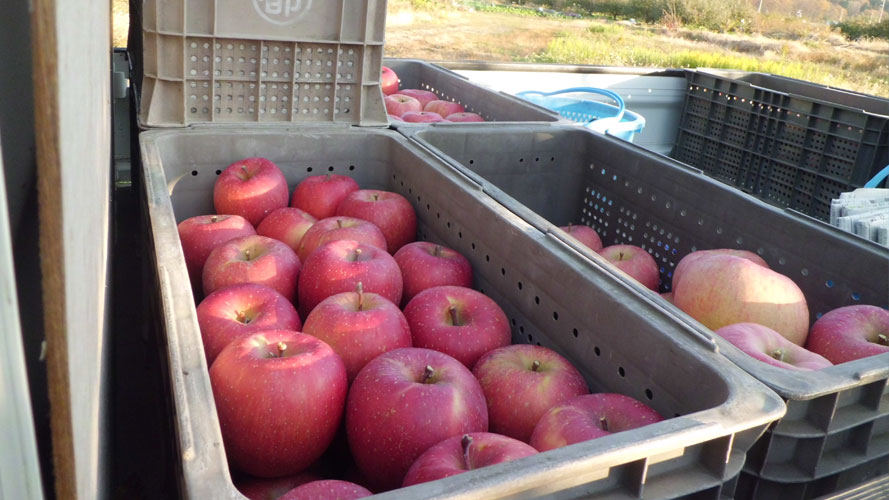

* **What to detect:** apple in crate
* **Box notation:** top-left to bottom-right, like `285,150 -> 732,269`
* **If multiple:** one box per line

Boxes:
279,480 -> 372,500
381,66 -> 399,96
559,224 -> 603,252
395,242 -> 473,304
302,283 -> 412,382
235,472 -> 319,500
673,253 -> 809,345
346,347 -> 488,491
399,89 -> 439,108
673,248 -> 768,291
402,432 -> 537,487
255,207 -> 317,254
298,240 -> 403,318
597,244 -> 660,291
446,112 -> 485,123
402,111 -> 448,123
210,330 -> 347,477
806,305 -> 889,363
425,100 -> 464,118
384,94 -> 422,117
197,283 -> 301,365
716,323 -> 832,371
403,286 -> 511,369
336,189 -> 418,252
291,174 -> 359,220
202,235 -> 301,302
473,344 -> 590,443
297,216 -> 387,262
177,214 -> 256,292
214,157 -> 289,226
530,393 -> 664,452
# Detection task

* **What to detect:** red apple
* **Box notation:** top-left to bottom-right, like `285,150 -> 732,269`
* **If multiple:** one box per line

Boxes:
381,66 -> 399,96
529,393 -> 664,452
597,244 -> 660,291
424,100 -> 464,118
346,347 -> 488,491
335,189 -> 417,252
673,254 -> 809,345
255,207 -> 317,253
402,432 -> 537,487
473,344 -> 589,443
716,323 -> 832,370
559,224 -> 603,252
403,286 -> 511,369
197,283 -> 302,365
210,331 -> 347,477
279,480 -> 371,500
177,214 -> 256,292
398,89 -> 439,108
806,305 -> 889,364
394,242 -> 473,305
302,283 -> 412,382
297,240 -> 403,318
445,112 -> 485,123
202,235 -> 301,302
660,292 -> 674,304
213,157 -> 289,226
401,111 -> 448,123
290,174 -> 359,220
673,249 -> 769,291
384,94 -> 422,117
235,472 -> 319,500
296,216 -> 387,263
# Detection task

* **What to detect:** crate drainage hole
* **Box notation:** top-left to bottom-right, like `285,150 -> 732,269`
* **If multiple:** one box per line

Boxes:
594,346 -> 601,356
572,328 -> 578,338
645,389 -> 653,400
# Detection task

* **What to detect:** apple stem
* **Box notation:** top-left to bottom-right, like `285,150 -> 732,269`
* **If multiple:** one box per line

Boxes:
350,248 -> 363,262
236,310 -> 248,324
356,282 -> 365,311
210,215 -> 218,223
531,360 -> 541,372
244,249 -> 251,261
421,365 -> 435,384
275,342 -> 287,358
619,252 -> 625,261
448,305 -> 460,326
433,245 -> 443,257
462,434 -> 474,470
878,334 -> 888,346
771,348 -> 786,362
599,416 -> 609,432
373,193 -> 379,202
337,219 -> 344,229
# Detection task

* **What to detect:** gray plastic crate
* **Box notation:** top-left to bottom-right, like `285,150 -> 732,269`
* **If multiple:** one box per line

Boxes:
402,124 -> 889,498
382,59 -> 560,125
139,126 -> 784,499
140,0 -> 389,127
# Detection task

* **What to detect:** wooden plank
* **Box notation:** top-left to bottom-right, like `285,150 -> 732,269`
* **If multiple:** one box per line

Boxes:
30,0 -> 112,497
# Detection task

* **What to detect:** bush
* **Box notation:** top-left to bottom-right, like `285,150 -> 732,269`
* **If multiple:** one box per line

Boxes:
837,19 -> 889,40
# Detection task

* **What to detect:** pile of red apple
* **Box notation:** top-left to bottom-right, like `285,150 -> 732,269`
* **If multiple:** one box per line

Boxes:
381,66 -> 486,124
558,223 -> 889,372
177,157 -> 666,498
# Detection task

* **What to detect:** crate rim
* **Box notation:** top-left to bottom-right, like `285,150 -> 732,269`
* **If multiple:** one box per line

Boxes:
139,125 -> 786,500
399,122 -> 889,403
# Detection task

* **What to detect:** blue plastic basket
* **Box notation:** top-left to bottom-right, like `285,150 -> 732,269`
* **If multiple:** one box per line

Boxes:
516,87 -> 646,142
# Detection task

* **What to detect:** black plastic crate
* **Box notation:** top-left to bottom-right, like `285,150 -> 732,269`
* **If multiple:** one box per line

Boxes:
672,70 -> 889,222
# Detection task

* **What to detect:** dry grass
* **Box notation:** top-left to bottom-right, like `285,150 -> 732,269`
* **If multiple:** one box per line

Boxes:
112,0 -> 888,97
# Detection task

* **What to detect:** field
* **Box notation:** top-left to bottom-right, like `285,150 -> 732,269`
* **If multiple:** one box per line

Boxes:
113,0 -> 888,97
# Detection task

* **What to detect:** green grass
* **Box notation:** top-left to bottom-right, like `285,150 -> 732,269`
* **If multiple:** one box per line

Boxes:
526,32 -> 889,96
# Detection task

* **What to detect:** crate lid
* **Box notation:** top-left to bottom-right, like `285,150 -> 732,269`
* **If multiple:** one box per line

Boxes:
139,0 -> 389,128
